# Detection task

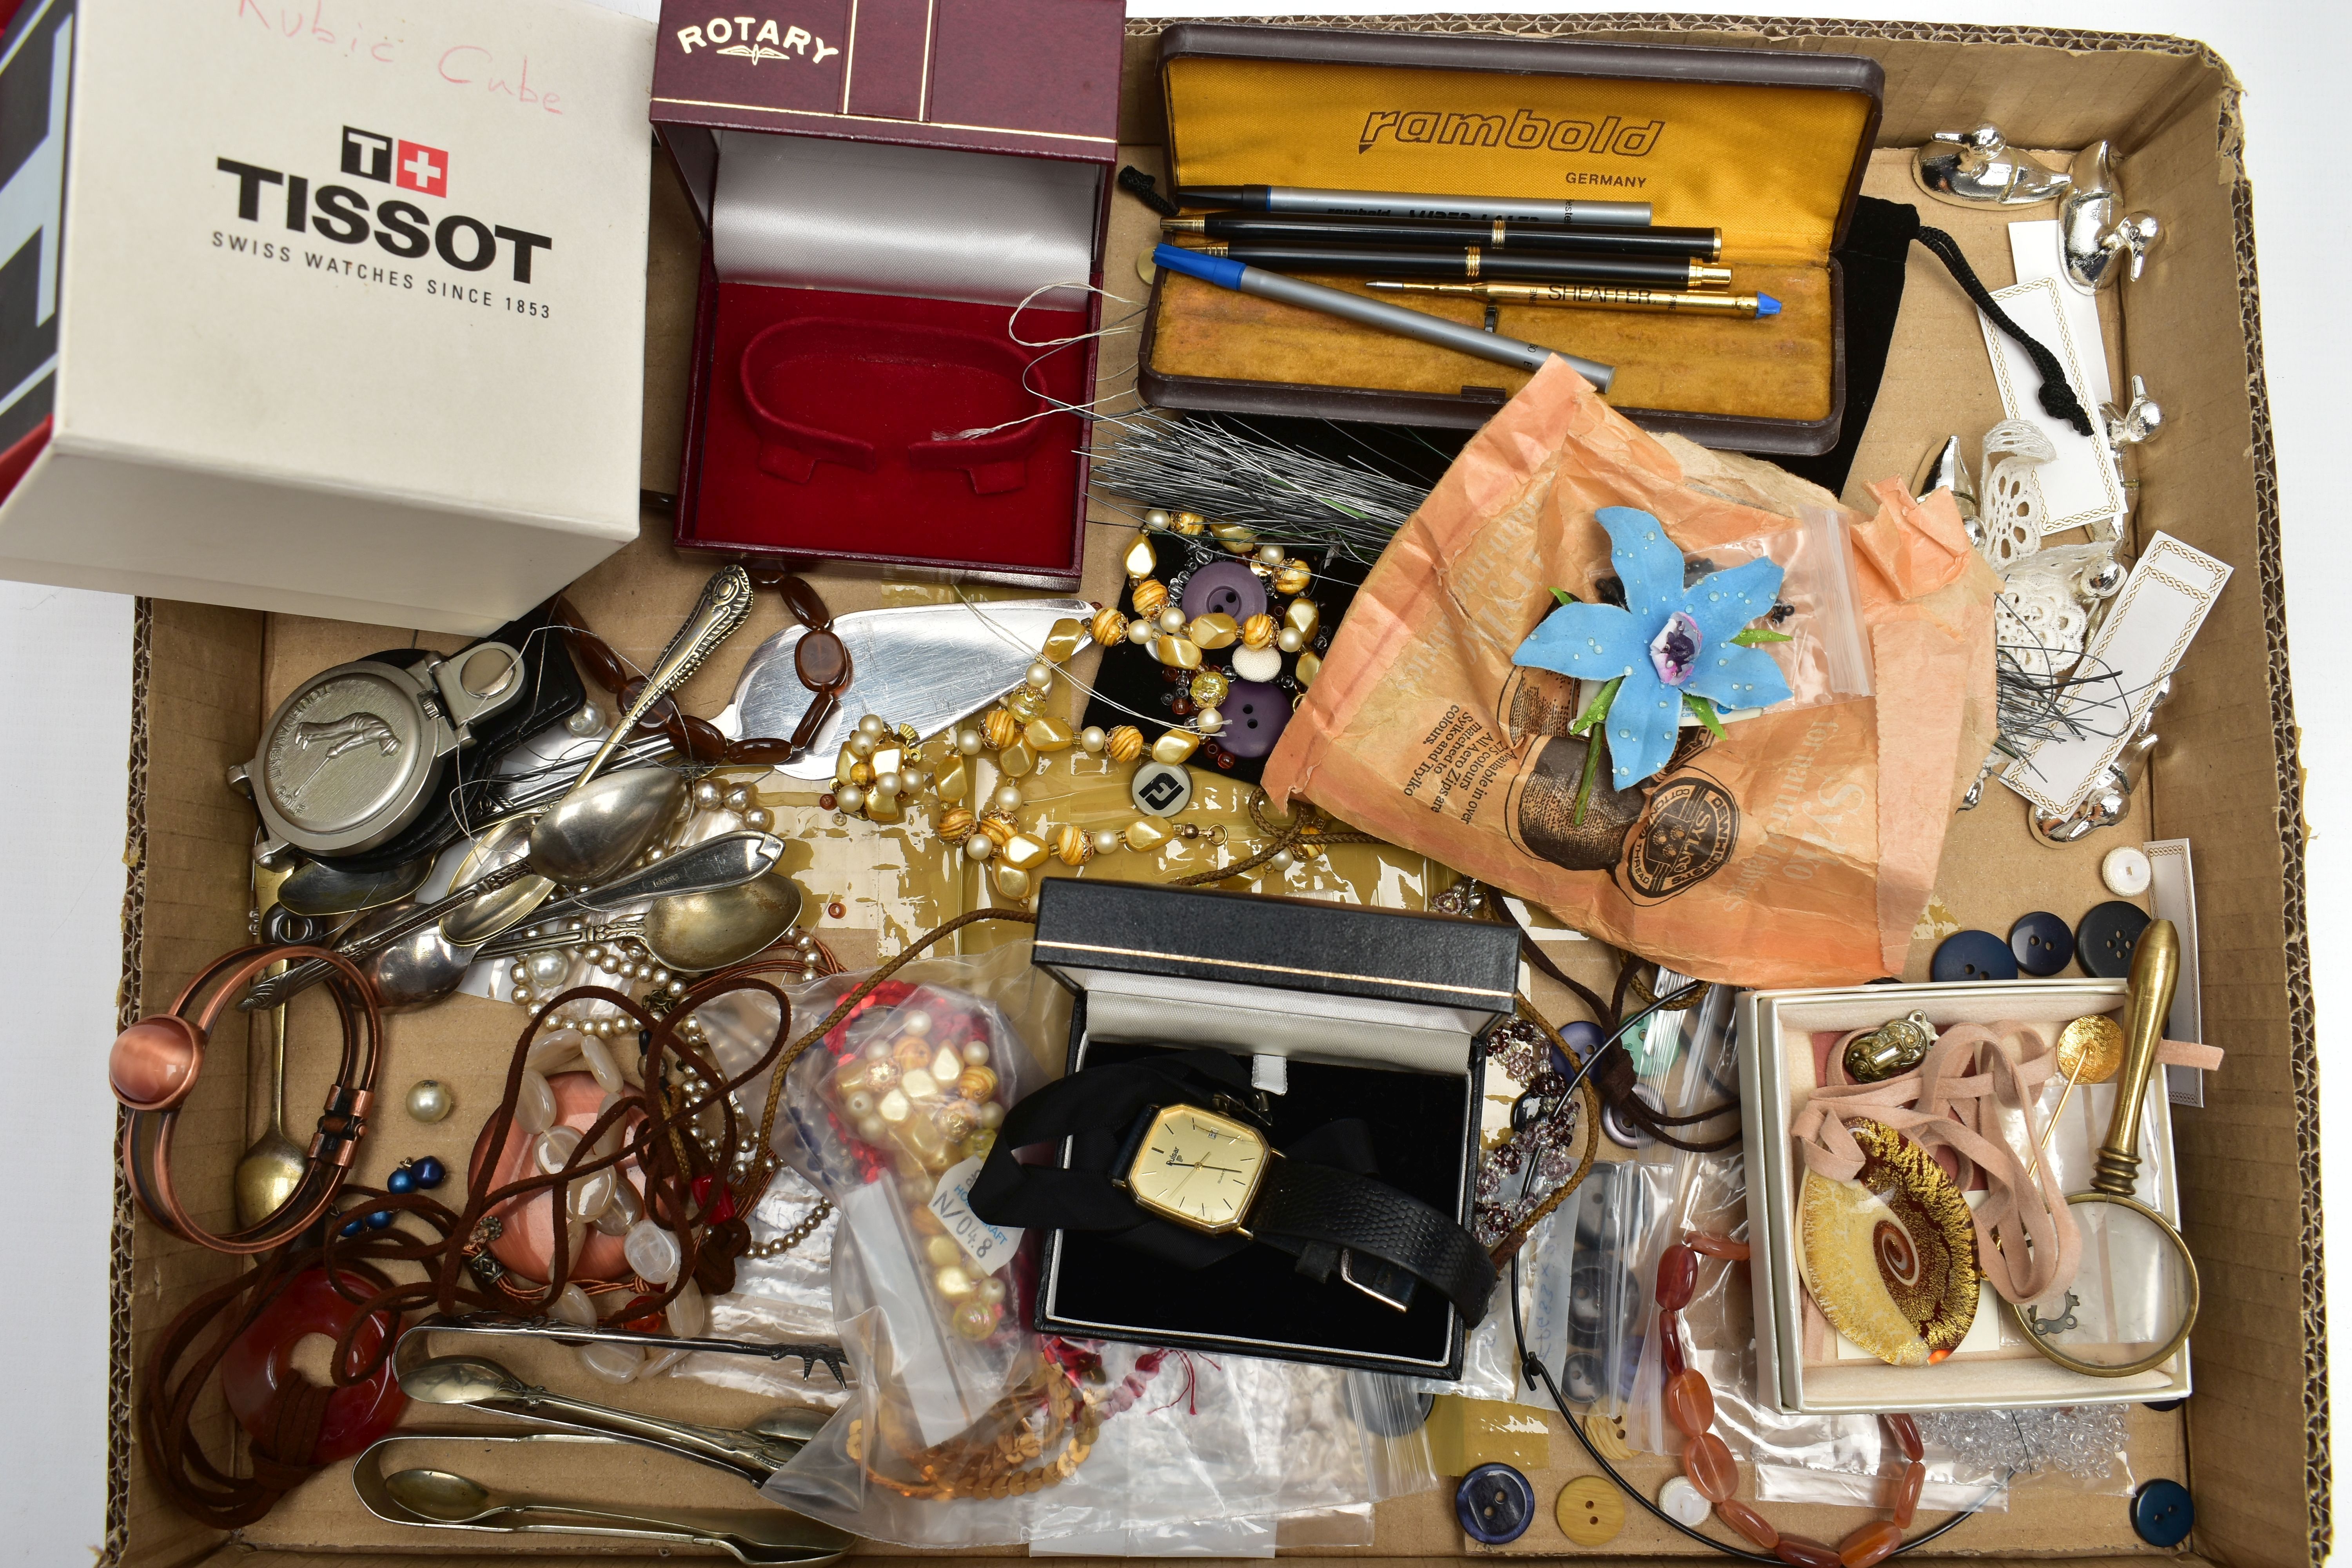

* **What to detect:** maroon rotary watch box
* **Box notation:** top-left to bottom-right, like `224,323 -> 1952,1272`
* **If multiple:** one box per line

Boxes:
651,0 -> 1125,586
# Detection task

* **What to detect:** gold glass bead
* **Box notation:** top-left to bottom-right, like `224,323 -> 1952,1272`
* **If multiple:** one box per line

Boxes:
934,756 -> 968,802
1055,825 -> 1096,866
1241,613 -> 1278,650
1172,511 -> 1206,536
959,1065 -> 1000,1102
1105,726 -> 1143,763
1152,636 -> 1203,670
1122,534 -> 1157,579
848,760 -> 873,787
983,708 -> 1021,751
938,807 -> 977,843
1187,613 -> 1240,650
835,745 -> 861,786
1000,833 -> 1050,871
1024,717 -> 1074,753
1296,651 -> 1322,688
997,740 -> 1036,778
1005,687 -> 1047,724
1151,730 -> 1200,765
1284,597 -> 1321,639
1273,561 -> 1313,596
1189,670 -> 1230,708
978,813 -> 1018,848
1090,606 -> 1129,648
1211,522 -> 1256,554
1043,618 -> 1086,664
1124,818 -> 1174,853
871,744 -> 903,780
991,865 -> 1033,903
866,789 -> 903,824
1130,579 -> 1168,618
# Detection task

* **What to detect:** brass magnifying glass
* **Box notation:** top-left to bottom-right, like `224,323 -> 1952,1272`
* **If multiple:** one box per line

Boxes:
2009,918 -> 2198,1377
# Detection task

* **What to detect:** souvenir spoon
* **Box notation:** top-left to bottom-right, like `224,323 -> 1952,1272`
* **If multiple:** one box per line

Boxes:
436,767 -> 690,947
513,569 -> 754,913
243,833 -> 783,1010
232,862 -> 307,1227
381,1469 -> 850,1564
637,869 -> 804,973
276,851 -> 435,917
397,1354 -> 808,1486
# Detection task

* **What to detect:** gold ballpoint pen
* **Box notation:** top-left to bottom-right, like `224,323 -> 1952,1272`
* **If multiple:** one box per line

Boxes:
1367,280 -> 1780,319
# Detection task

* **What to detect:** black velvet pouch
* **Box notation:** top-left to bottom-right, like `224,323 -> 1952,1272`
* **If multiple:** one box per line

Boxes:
1769,196 -> 1920,495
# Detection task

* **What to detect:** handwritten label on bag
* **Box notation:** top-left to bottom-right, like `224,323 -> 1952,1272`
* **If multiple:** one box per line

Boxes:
929,1156 -> 1022,1274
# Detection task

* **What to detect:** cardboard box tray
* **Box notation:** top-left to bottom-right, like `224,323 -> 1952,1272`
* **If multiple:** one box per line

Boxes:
106,15 -> 2315,1568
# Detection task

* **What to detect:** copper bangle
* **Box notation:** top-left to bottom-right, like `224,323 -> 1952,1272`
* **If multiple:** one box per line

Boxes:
116,945 -> 383,1256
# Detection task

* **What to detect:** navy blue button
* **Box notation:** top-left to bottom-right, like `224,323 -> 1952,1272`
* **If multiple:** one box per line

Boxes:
1457,1463 -> 1536,1544
2009,911 -> 2075,976
1552,1020 -> 1604,1078
2077,901 -> 2152,978
1933,929 -> 2018,982
2131,1479 -> 2194,1547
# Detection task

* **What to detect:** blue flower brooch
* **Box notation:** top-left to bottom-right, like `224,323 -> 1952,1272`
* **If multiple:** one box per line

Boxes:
1512,506 -> 1793,815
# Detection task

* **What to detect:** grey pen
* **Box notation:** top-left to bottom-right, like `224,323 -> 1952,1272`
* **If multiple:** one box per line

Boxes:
1178,183 -> 1652,228
1151,244 -> 1613,392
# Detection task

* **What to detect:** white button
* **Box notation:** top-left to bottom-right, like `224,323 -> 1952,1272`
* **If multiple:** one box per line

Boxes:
2101,846 -> 2153,897
1657,1475 -> 1712,1527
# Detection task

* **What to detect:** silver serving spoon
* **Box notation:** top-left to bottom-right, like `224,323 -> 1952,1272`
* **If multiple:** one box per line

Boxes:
382,1468 -> 850,1564
233,862 -> 308,1227
397,1355 -> 809,1487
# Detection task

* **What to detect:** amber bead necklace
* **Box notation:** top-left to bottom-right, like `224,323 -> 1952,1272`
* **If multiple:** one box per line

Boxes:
1511,987 -> 1981,1563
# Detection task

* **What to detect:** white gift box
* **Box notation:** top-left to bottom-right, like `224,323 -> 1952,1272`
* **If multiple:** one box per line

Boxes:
0,0 -> 652,633
1739,980 -> 2191,1414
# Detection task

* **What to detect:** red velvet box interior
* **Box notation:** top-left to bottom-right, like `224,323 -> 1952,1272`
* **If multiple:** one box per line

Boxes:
681,280 -> 1091,575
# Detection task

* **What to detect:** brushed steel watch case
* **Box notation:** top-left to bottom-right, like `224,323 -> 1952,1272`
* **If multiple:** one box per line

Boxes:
232,644 -> 526,860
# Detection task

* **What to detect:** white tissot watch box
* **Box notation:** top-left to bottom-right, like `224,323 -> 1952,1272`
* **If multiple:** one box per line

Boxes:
0,0 -> 652,633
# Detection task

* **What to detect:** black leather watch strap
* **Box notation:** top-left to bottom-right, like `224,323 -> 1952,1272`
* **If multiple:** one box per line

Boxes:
1251,1158 -> 1497,1324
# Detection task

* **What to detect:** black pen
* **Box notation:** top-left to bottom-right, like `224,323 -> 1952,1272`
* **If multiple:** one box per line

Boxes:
1179,183 -> 1651,227
1165,213 -> 1720,261
1177,242 -> 1730,291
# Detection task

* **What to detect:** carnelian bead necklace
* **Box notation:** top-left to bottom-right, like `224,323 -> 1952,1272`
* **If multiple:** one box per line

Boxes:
1657,1235 -> 1935,1568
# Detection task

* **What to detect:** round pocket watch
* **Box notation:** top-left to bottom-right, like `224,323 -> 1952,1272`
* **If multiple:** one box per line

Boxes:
230,644 -> 527,860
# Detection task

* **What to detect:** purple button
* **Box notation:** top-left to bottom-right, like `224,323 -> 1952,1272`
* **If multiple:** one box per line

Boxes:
1180,560 -> 1268,624
1215,679 -> 1290,759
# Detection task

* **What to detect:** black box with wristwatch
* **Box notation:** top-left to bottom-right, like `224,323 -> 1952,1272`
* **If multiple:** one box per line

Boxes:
1013,878 -> 1520,1378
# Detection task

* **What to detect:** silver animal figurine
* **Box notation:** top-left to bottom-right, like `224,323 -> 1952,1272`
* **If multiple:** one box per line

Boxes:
2062,143 -> 2160,290
1914,125 -> 2071,207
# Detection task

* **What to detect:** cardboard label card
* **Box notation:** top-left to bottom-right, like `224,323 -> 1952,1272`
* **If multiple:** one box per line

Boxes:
928,1155 -> 1022,1274
2000,532 -> 2231,815
1977,276 -> 2127,538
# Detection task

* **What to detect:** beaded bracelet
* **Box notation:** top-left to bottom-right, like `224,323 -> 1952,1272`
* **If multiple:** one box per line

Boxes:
1657,1234 -> 1930,1567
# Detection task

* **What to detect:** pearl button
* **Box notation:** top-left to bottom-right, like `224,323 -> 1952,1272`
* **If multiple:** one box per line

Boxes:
2101,845 -> 2153,896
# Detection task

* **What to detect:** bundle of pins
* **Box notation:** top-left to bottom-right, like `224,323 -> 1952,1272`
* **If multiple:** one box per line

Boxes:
1087,414 -> 1438,563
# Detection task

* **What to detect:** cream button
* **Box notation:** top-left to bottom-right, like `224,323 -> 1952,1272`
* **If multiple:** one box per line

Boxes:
2101,845 -> 2153,897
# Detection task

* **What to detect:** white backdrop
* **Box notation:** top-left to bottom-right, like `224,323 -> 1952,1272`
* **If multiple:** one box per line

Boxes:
4,0 -> 2343,1559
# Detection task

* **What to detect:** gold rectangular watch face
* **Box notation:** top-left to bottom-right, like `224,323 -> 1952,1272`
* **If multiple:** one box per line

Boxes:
1127,1103 -> 1270,1234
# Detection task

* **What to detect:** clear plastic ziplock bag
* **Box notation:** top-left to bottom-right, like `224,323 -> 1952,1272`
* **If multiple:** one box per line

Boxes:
694,942 -> 1437,1547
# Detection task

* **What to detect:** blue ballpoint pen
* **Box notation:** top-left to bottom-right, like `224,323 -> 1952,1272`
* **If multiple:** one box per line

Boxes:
1152,243 -> 1614,393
